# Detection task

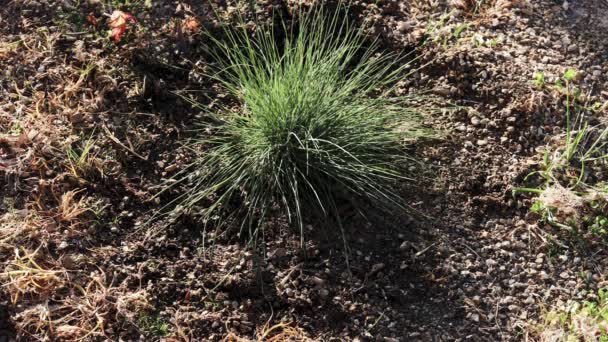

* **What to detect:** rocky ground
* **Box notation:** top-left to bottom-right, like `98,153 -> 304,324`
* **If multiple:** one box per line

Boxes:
2,0 -> 608,341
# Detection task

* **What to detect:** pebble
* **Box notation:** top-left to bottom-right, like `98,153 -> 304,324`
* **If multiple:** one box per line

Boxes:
370,263 -> 385,275
396,21 -> 411,33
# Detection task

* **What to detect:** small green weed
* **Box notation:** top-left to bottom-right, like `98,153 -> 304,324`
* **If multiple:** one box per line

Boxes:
514,69 -> 608,243
473,35 -> 500,48
137,314 -> 169,337
426,11 -> 454,46
66,133 -> 105,181
486,38 -> 499,48
453,22 -> 471,39
515,69 -> 608,239
8,121 -> 24,135
538,289 -> 608,341
533,71 -> 546,88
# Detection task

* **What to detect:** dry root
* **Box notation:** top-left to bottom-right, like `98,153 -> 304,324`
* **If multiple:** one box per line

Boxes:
222,321 -> 315,342
12,270 -> 151,341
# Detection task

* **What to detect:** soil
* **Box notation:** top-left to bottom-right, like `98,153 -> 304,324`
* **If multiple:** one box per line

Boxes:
2,0 -> 608,341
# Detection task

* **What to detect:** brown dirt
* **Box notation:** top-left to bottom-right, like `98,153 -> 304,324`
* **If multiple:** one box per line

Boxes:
2,0 -> 608,341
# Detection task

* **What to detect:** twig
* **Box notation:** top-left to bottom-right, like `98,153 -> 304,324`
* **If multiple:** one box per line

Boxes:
413,241 -> 438,258
458,239 -> 481,259
102,125 -> 148,161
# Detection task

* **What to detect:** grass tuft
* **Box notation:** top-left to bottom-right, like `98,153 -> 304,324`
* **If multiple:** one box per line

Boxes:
163,5 -> 431,243
537,289 -> 608,342
515,71 -> 608,239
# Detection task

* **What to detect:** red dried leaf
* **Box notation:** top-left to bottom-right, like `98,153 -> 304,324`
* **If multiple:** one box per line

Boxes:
108,10 -> 137,42
182,17 -> 201,33
87,12 -> 98,27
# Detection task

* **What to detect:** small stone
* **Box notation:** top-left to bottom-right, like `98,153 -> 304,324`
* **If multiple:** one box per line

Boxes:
370,263 -> 385,275
310,276 -> 325,287
27,129 -> 39,141
396,21 -> 411,33
502,296 -> 515,304
273,248 -> 287,257
486,259 -> 497,267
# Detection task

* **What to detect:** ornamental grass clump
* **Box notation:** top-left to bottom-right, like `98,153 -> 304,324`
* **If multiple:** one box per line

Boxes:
166,5 -> 429,242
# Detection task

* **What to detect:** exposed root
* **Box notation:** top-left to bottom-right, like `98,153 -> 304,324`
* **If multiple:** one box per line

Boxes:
222,321 -> 314,342
13,270 -> 151,341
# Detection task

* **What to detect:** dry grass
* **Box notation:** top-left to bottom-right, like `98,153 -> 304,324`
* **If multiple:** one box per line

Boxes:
537,185 -> 585,222
0,210 -> 45,252
0,40 -> 20,58
539,303 -> 608,342
13,270 -> 151,341
222,321 -> 315,342
56,190 -> 92,225
0,4 -> 161,342
0,188 -> 136,340
257,322 -> 315,342
0,247 -> 67,304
